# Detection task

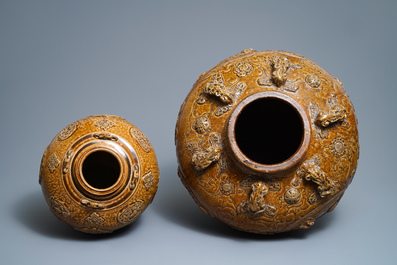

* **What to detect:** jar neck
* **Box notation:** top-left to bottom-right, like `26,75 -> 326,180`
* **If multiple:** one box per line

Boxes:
226,91 -> 311,176
63,132 -> 140,207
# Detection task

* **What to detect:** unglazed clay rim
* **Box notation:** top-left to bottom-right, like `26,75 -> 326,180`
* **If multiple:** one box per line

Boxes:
227,91 -> 311,174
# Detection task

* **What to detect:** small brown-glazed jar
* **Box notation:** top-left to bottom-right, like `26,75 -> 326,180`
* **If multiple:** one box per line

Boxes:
175,50 -> 359,234
39,115 -> 159,234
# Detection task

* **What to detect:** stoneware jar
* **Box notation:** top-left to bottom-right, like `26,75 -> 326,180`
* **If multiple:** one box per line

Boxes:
175,50 -> 359,234
39,115 -> 159,234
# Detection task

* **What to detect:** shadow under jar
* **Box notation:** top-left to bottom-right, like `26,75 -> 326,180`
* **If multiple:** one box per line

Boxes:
175,50 -> 359,234
39,115 -> 159,234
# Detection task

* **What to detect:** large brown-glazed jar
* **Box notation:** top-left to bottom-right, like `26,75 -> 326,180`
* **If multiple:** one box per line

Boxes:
175,50 -> 359,234
39,115 -> 159,234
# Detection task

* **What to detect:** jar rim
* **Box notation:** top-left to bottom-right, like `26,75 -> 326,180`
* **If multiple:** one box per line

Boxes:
227,91 -> 311,175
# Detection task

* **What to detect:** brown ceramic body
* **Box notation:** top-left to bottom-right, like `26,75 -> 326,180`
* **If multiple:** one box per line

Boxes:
39,115 -> 159,234
175,50 -> 359,234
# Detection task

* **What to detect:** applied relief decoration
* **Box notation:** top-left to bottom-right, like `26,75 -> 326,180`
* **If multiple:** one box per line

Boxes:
142,171 -> 155,190
129,164 -> 139,190
329,136 -> 347,158
316,108 -> 346,128
94,117 -> 115,131
117,201 -> 144,224
256,56 -> 302,91
50,196 -> 70,218
57,122 -> 79,141
188,133 -> 222,171
238,177 -> 280,194
272,56 -> 291,87
324,134 -> 355,179
298,155 -> 337,197
204,73 -> 234,104
93,132 -> 119,141
130,127 -> 152,152
192,115 -> 211,134
203,73 -> 246,105
299,217 -> 316,229
305,74 -> 321,88
47,153 -> 60,173
284,188 -> 302,205
309,102 -> 329,139
81,199 -> 105,209
307,191 -> 321,205
214,104 -> 234,117
315,94 -> 348,128
62,150 -> 73,174
219,180 -> 235,196
233,60 -> 254,77
85,212 -> 105,226
238,182 -> 277,216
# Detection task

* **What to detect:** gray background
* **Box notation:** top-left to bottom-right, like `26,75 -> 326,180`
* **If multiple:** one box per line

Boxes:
0,0 -> 395,264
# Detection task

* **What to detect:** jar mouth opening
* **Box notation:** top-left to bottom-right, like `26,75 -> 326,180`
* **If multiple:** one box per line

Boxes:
228,91 -> 311,174
64,133 -> 139,204
82,150 -> 121,190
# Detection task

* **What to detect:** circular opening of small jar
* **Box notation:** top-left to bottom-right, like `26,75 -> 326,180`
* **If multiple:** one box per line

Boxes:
228,92 -> 310,173
82,150 -> 121,189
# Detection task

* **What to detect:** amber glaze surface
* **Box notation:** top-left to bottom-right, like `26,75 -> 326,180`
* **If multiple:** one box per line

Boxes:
175,50 -> 359,234
39,115 -> 159,234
